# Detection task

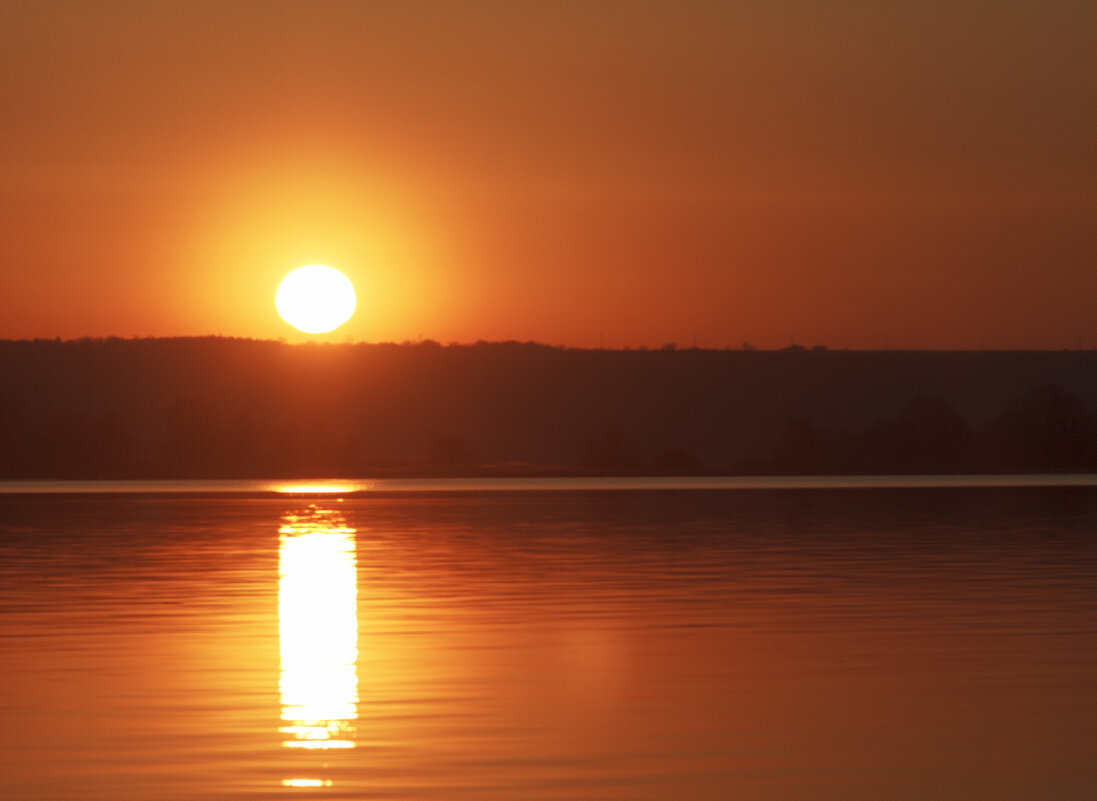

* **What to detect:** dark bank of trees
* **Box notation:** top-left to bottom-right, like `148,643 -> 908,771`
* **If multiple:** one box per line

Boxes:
774,386 -> 1097,474
1,337 -> 1097,479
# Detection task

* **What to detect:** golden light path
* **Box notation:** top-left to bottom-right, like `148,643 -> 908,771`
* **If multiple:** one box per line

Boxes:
281,779 -> 334,788
278,506 -> 359,754
273,482 -> 367,495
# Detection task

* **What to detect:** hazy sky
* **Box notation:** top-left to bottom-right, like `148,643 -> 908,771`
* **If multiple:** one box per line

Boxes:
2,1 -> 1095,348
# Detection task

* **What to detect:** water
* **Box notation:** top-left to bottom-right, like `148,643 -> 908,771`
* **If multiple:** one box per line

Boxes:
1,481 -> 1096,800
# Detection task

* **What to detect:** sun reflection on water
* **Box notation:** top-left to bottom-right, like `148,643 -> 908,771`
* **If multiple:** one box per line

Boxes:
279,506 -> 358,752
272,481 -> 370,495
282,778 -> 334,788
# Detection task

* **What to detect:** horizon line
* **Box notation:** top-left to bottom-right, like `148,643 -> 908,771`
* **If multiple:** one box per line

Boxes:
3,335 -> 1097,354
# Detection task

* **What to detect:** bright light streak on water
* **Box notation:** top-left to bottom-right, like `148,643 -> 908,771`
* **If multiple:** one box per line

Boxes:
272,482 -> 370,495
278,507 -> 358,752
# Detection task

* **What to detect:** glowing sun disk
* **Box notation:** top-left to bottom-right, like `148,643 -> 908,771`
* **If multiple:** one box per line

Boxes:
276,265 -> 356,334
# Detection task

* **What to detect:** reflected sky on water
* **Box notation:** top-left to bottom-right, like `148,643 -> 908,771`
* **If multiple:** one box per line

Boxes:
0,485 -> 1095,799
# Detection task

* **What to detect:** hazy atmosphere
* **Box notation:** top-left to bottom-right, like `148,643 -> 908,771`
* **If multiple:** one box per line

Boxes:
4,5 -> 1097,801
3,1 -> 1095,348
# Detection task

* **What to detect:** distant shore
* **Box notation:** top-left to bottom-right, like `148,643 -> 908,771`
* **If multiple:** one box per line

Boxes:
3,337 -> 1096,480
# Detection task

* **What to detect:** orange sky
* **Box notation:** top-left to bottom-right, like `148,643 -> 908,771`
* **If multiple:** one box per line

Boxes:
1,1 -> 1095,349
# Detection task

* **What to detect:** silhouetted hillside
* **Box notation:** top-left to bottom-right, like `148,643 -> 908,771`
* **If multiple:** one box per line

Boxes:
2,338 -> 1097,478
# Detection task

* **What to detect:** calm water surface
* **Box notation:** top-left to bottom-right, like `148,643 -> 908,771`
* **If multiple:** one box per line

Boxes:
1,482 -> 1096,800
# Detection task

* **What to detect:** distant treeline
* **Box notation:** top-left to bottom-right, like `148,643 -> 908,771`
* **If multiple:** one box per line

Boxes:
2,337 -> 1097,478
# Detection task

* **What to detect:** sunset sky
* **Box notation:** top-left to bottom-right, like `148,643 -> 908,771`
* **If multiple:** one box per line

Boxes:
2,1 -> 1094,349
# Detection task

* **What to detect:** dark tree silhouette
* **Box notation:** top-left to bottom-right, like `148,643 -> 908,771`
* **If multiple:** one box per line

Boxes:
858,397 -> 974,474
2,338 -> 1097,478
980,385 -> 1097,471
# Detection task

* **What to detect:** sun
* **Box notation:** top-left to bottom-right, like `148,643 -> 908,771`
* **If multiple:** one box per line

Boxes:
276,265 -> 357,334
